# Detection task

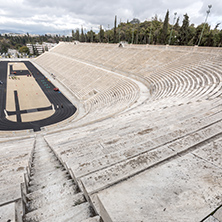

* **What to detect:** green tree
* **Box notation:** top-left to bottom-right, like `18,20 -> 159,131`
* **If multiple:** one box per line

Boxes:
140,27 -> 147,44
99,25 -> 105,42
160,10 -> 169,44
178,14 -> 190,45
72,30 -> 75,40
19,46 -> 29,54
174,17 -> 180,32
135,28 -> 139,44
80,26 -> 84,42
90,29 -> 94,42
114,15 -> 117,43
0,40 -> 10,53
74,29 -> 80,41
193,23 -> 210,46
205,30 -> 214,46
187,24 -> 196,46
213,29 -> 222,47
218,30 -> 222,47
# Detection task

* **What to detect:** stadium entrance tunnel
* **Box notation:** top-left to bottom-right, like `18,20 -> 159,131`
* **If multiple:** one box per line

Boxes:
0,61 -> 77,132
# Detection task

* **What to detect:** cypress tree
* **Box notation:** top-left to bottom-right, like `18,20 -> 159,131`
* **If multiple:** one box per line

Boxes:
90,28 -> 93,42
71,30 -> 74,40
80,26 -> 84,42
160,10 -> 169,44
178,14 -> 190,45
74,28 -> 80,41
114,15 -> 117,43
99,25 -> 104,43
174,17 -> 180,32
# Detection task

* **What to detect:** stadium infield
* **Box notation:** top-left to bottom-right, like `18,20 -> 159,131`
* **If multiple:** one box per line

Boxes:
0,61 -> 76,131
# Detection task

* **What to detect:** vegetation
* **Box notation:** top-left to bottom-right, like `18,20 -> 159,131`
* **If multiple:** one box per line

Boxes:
19,45 -> 29,54
0,12 -> 222,54
0,33 -> 72,54
160,10 -> 169,44
71,14 -> 222,47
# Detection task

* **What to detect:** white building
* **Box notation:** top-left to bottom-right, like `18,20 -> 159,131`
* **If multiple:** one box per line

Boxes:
26,42 -> 57,55
26,43 -> 42,55
42,42 -> 57,51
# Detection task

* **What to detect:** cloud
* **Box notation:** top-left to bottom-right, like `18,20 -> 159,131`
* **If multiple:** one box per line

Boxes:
0,0 -> 221,34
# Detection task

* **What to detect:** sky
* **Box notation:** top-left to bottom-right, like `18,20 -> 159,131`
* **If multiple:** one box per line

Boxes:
0,0 -> 221,35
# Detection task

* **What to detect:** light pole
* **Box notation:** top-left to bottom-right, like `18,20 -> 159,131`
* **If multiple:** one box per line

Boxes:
168,12 -> 177,45
198,5 -> 212,46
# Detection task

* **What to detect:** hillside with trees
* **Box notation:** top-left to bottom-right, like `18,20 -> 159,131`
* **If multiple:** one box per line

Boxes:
0,33 -> 71,55
72,12 -> 222,47
0,11 -> 222,55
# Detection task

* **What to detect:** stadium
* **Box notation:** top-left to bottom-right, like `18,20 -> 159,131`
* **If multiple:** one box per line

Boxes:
0,42 -> 222,222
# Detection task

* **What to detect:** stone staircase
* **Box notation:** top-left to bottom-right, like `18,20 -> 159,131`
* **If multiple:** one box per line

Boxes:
23,134 -> 100,222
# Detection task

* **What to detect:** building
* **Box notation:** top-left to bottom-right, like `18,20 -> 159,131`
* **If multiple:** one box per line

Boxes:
26,42 -> 57,55
42,42 -> 57,51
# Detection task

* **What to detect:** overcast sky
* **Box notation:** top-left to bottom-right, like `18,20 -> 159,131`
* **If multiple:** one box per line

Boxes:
0,0 -> 221,35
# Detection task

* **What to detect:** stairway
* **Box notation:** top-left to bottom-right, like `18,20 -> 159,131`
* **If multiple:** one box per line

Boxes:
23,134 -> 99,222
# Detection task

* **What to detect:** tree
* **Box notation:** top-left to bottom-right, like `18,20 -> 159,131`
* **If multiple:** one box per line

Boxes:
0,40 -> 10,53
174,17 -> 180,32
178,14 -> 190,45
90,29 -> 94,42
119,30 -> 126,42
114,15 -> 117,43
160,10 -> 169,44
140,27 -> 147,44
19,46 -> 29,54
218,30 -> 222,47
187,24 -> 196,46
72,30 -> 75,40
74,29 -> 80,41
213,29 -> 222,47
80,26 -> 85,42
214,23 -> 220,30
193,23 -> 210,46
135,28 -> 139,44
205,30 -> 214,46
99,25 -> 105,42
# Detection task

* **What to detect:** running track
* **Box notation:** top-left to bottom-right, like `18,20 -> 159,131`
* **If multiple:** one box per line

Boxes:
0,61 -> 76,131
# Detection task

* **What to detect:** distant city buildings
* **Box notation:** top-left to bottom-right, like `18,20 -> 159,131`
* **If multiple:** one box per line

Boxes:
0,42 -> 57,59
42,42 -> 57,51
1,33 -> 40,37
